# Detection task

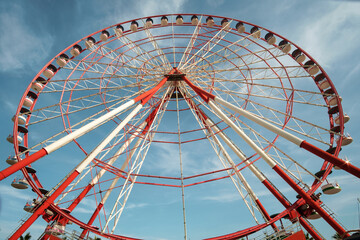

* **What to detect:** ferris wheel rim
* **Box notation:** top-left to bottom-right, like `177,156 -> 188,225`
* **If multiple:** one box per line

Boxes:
7,13 -> 351,240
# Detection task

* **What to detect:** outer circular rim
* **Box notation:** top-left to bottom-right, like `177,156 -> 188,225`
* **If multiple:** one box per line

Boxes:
10,13 -> 345,239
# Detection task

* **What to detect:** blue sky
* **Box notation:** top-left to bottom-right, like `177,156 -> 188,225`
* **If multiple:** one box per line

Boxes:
1,0 -> 360,239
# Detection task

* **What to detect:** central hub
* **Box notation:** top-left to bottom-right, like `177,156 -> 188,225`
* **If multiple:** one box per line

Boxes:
164,73 -> 186,81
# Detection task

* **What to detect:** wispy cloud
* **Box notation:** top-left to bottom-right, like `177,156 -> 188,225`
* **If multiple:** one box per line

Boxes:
206,0 -> 225,8
0,3 -> 54,72
78,0 -> 188,33
0,184 -> 32,201
3,99 -> 18,112
296,4 -> 360,67
202,192 -> 240,203
0,220 -> 45,238
75,206 -> 95,214
126,202 -> 148,209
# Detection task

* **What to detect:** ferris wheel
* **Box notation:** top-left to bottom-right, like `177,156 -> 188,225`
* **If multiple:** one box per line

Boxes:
2,13 -> 360,240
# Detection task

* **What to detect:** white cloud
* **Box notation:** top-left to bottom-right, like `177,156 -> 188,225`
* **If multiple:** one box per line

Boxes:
206,0 -> 225,8
0,3 -> 54,72
126,202 -> 148,209
3,99 -> 18,112
91,0 -> 188,30
202,192 -> 239,202
0,220 -> 45,238
137,0 -> 187,16
0,184 -> 32,201
296,4 -> 360,67
74,206 -> 95,214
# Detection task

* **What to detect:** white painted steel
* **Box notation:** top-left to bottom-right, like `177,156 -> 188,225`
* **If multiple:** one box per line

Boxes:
215,97 -> 303,146
206,119 -> 266,182
74,103 -> 142,173
208,100 -> 277,168
101,134 -> 144,205
44,100 -> 135,154
90,122 -> 146,186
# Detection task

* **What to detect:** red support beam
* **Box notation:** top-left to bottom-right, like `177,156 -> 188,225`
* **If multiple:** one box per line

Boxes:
0,148 -> 47,181
8,170 -> 79,240
79,203 -> 104,239
262,180 -> 322,240
67,184 -> 93,212
272,165 -> 350,238
300,141 -> 360,178
255,199 -> 278,231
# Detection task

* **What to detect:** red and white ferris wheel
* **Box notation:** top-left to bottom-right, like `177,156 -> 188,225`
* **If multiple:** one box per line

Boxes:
3,14 -> 360,240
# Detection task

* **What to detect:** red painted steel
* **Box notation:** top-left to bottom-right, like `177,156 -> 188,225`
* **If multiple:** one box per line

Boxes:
9,170 -> 80,240
298,218 -> 322,240
176,69 -> 215,102
64,97 -> 167,213
133,68 -> 176,103
79,203 -> 104,239
262,180 -> 322,240
301,141 -> 360,178
0,148 -> 47,181
6,13 -> 354,239
283,230 -> 306,240
67,184 -> 93,212
255,199 -> 278,230
272,165 -> 349,238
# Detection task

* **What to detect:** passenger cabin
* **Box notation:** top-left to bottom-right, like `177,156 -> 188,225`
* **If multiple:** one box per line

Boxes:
161,16 -> 168,26
306,210 -> 321,220
7,134 -> 22,144
12,115 -> 26,125
100,30 -> 110,42
303,60 -> 319,76
176,15 -> 183,25
85,36 -> 96,49
18,145 -> 28,153
321,182 -> 341,194
115,25 -> 124,36
6,156 -> 17,165
56,53 -> 69,67
292,49 -> 305,63
191,15 -> 198,25
334,114 -> 350,125
11,177 -> 29,189
145,18 -> 153,28
20,107 -> 32,117
265,33 -> 276,45
31,76 -> 46,92
43,64 -> 57,79
315,169 -> 332,178
70,44 -> 82,57
279,40 -> 291,54
338,134 -> 353,146
25,166 -> 36,174
206,16 -> 215,27
45,223 -> 65,236
235,22 -> 245,33
23,91 -> 38,108
250,26 -> 261,38
130,20 -> 139,32
24,201 -> 36,213
328,96 -> 342,106
38,188 -> 49,195
318,80 -> 330,90
221,18 -> 230,30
